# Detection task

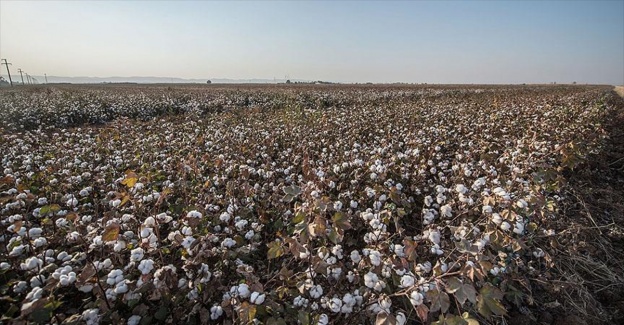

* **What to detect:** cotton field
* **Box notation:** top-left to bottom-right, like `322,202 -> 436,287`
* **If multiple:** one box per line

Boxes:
1,84 -> 623,324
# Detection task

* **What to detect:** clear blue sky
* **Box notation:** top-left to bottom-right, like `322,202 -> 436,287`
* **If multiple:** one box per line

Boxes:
1,0 -> 623,84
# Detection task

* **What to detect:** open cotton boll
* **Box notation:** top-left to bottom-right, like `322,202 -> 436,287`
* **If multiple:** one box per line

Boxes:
250,292 -> 266,305
127,315 -> 141,325
138,259 -> 154,275
409,291 -> 424,306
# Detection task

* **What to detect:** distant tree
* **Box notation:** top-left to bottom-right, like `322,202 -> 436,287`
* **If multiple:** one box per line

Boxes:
286,79 -> 291,84
207,80 -> 212,84
0,77 -> 9,87
572,81 -> 577,85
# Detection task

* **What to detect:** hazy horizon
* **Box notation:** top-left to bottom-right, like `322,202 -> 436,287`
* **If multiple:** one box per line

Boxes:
1,1 -> 623,85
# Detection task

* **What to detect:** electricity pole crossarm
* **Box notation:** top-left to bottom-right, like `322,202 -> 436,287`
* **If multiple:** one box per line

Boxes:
17,69 -> 25,85
1,59 -> 13,86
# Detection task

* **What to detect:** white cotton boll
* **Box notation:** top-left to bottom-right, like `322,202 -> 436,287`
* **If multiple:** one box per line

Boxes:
500,222 -> 512,231
250,292 -> 266,305
317,314 -> 329,325
33,237 -> 47,248
219,212 -> 231,223
393,244 -> 405,257
482,205 -> 493,214
181,226 -> 193,236
364,272 -> 378,289
346,271 -> 355,283
138,259 -> 154,275
513,222 -> 525,235
127,315 -> 141,325
144,217 -> 156,227
110,199 -> 121,208
181,236 -> 195,250
516,199 -> 528,209
333,201 -> 343,211
81,308 -> 100,325
533,248 -> 545,258
440,204 -> 452,218
0,262 -> 10,270
492,213 -> 503,225
237,284 -> 250,298
38,197 -> 48,205
310,285 -> 323,299
350,200 -> 358,209
348,250 -> 361,265
30,275 -> 44,287
106,269 -> 124,285
25,287 -> 44,301
235,219 -> 248,231
66,197 -> 78,207
409,291 -> 424,306
21,257 -> 43,271
114,281 -> 128,294
396,312 -> 407,325
113,241 -> 125,252
424,196 -> 433,207
28,227 -> 43,238
455,184 -> 468,194
155,213 -> 172,223
368,250 -> 382,266
140,227 -> 151,238
10,244 -> 26,257
427,230 -> 441,245
400,274 -> 415,288
210,305 -> 223,320
14,281 -> 28,293
186,210 -> 202,219
328,297 -> 342,313
245,230 -> 255,240
221,237 -> 236,248
130,248 -> 144,262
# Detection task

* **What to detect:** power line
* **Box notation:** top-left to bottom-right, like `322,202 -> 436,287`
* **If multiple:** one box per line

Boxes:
1,59 -> 13,86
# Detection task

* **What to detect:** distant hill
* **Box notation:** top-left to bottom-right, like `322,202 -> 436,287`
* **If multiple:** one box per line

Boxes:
28,76 -> 310,84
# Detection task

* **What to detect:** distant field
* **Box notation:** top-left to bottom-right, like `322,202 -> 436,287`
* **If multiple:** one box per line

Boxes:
1,85 -> 623,324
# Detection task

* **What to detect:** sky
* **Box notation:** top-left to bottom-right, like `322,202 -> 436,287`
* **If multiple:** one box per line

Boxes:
0,0 -> 623,84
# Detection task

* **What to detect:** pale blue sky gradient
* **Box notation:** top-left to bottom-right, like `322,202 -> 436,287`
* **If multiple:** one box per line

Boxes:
1,1 -> 623,84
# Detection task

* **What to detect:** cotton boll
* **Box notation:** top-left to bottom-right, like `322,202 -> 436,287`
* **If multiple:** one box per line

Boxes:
409,291 -> 424,306
127,315 -> 141,325
250,292 -> 266,305
309,285 -> 323,299
138,259 -> 154,275
210,305 -> 223,320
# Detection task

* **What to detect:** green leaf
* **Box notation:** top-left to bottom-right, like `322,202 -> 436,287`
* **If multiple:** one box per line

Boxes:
267,240 -> 285,259
40,205 -> 51,215
445,314 -> 468,325
462,312 -> 480,325
327,227 -> 340,244
102,223 -> 120,242
154,305 -> 169,320
332,212 -> 352,230
427,289 -> 451,313
297,310 -> 310,325
283,185 -> 301,196
292,211 -> 306,224
477,284 -> 507,318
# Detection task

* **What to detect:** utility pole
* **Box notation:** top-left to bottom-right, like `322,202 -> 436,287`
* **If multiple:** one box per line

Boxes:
1,59 -> 13,86
17,69 -> 25,85
26,74 -> 31,85
44,74 -> 48,84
